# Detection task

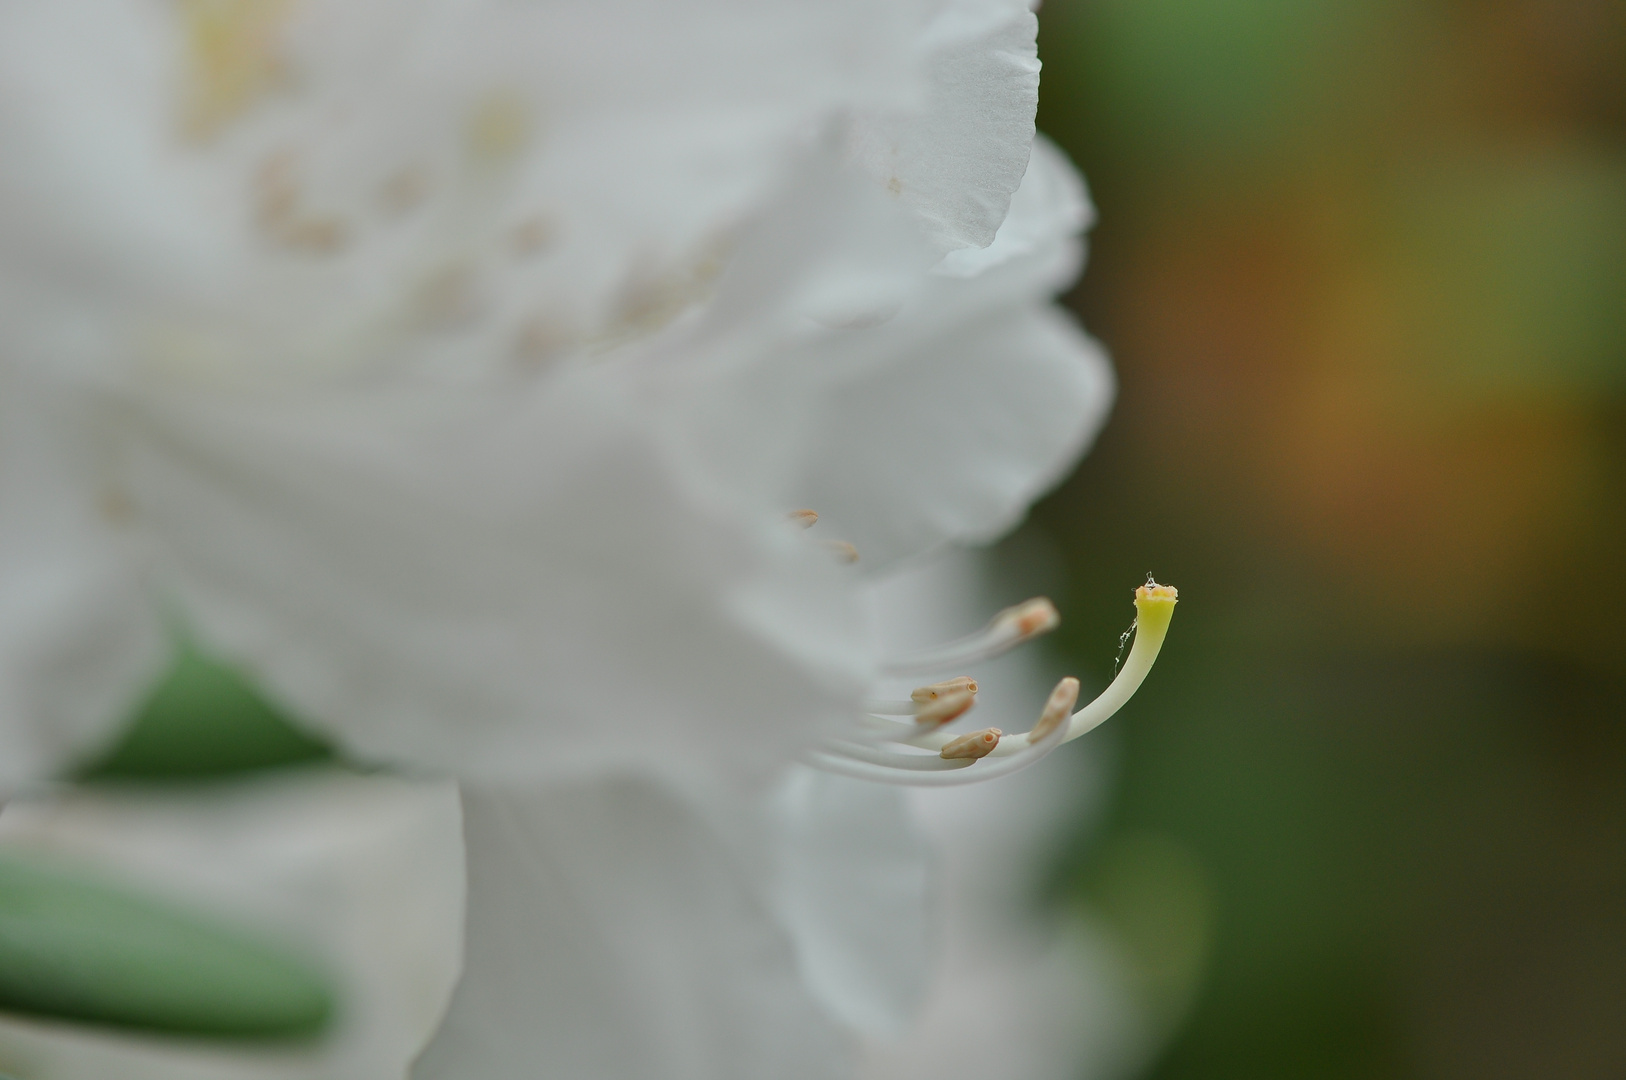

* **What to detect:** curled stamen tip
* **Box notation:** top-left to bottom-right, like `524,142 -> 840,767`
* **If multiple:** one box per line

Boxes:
997,597 -> 1060,639
910,676 -> 978,704
821,540 -> 860,564
788,509 -> 819,529
1135,580 -> 1179,603
1027,677 -> 1081,743
913,687 -> 976,728
941,727 -> 1002,760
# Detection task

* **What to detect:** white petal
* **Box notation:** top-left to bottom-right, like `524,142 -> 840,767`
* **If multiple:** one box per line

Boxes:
768,767 -> 932,1038
635,148 -> 941,514
790,140 -> 1107,566
870,758 -> 1137,1080
935,135 -> 1095,283
664,139 -> 1108,570
114,368 -> 872,783
789,305 -> 1113,567
858,921 -> 1134,1080
0,769 -> 465,1080
847,0 -> 1041,251
414,778 -> 852,1080
0,363 -> 166,788
0,0 -> 934,386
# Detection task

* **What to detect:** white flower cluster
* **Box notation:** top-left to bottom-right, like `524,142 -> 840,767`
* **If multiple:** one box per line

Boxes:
0,0 -> 1151,1076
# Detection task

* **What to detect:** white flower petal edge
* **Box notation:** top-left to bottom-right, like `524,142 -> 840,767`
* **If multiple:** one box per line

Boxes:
692,136 -> 1112,569
413,778 -> 854,1080
848,0 -> 1042,252
788,306 -> 1112,568
935,135 -> 1097,284
0,769 -> 464,1080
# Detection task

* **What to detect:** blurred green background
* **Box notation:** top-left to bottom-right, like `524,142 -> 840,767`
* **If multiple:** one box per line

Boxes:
1028,0 -> 1626,1077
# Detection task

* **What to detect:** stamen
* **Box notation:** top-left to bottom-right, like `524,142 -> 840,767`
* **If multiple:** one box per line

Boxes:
808,581 -> 1179,786
910,676 -> 978,704
808,742 -> 979,774
882,597 -> 1058,675
1023,676 -> 1081,744
803,683 -> 1073,787
786,508 -> 857,563
940,727 -> 1001,760
820,540 -> 860,564
913,688 -> 976,729
862,677 -> 976,718
860,689 -> 975,725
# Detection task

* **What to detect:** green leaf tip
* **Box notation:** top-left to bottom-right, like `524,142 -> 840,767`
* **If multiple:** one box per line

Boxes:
0,853 -> 336,1040
77,645 -> 334,781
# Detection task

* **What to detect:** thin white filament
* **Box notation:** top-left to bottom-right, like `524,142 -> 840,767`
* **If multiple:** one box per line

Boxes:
862,699 -> 924,716
880,600 -> 1055,676
802,701 -> 1072,787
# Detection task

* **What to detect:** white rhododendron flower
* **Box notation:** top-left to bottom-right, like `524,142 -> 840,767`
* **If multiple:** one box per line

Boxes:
0,0 -> 1182,1076
0,0 -> 1098,789
412,141 -> 1176,1079
0,0 -> 920,787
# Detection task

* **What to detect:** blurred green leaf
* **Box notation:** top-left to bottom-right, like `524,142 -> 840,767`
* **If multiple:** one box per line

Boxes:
78,645 -> 333,780
0,853 -> 334,1038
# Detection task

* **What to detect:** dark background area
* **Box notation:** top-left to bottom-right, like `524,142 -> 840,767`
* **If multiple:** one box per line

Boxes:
1026,1 -> 1626,1077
